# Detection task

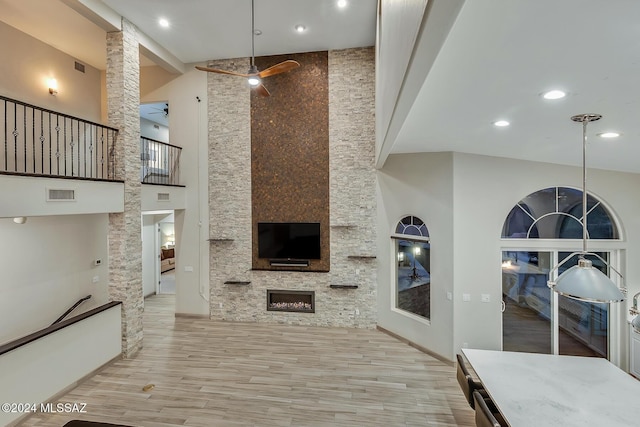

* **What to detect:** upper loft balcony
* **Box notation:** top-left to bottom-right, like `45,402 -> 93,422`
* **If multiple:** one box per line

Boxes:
0,95 -> 185,217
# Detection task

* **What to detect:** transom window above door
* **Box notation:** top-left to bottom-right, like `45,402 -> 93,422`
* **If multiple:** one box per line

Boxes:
501,187 -> 619,239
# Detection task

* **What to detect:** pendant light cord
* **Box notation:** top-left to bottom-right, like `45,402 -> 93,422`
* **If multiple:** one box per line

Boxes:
582,118 -> 587,254
251,0 -> 255,67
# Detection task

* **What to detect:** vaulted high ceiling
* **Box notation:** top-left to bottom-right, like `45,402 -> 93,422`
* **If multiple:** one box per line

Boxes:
2,0 -> 640,173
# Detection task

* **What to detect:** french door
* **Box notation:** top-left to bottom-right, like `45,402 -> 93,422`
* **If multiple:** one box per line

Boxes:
502,250 -> 610,358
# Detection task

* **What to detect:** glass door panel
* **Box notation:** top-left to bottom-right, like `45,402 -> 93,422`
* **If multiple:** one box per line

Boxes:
557,252 -> 608,358
502,251 -> 552,353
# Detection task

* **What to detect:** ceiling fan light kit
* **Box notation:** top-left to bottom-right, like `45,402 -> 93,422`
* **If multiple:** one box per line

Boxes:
195,0 -> 299,96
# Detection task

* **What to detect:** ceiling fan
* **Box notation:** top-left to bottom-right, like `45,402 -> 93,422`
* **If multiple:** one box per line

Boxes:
195,0 -> 300,97
148,103 -> 169,116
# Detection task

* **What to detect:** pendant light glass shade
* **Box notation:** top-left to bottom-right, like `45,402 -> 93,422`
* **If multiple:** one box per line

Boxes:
547,114 -> 625,304
553,258 -> 624,303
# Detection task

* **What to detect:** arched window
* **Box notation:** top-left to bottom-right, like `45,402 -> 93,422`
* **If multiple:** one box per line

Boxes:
500,187 -> 620,358
501,187 -> 618,239
392,216 -> 430,320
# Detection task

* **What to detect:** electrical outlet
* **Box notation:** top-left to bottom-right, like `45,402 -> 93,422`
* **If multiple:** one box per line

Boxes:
94,259 -> 102,266
463,293 -> 471,302
185,266 -> 194,272
481,294 -> 490,303
92,275 -> 100,283
446,292 -> 453,301
355,308 -> 360,315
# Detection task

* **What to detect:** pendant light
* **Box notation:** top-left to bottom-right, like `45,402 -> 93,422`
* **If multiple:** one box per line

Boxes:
547,114 -> 625,303
630,292 -> 640,333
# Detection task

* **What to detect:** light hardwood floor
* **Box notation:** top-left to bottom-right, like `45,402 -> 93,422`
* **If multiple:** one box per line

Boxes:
21,295 -> 474,427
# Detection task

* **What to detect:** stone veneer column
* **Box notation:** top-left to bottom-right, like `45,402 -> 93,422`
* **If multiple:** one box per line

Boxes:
106,19 -> 143,357
206,58 -> 253,313
328,48 -> 377,327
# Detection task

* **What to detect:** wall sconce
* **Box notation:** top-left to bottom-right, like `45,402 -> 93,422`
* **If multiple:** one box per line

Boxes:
48,78 -> 58,96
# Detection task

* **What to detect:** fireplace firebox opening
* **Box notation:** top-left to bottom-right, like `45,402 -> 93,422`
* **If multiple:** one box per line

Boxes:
267,289 -> 315,313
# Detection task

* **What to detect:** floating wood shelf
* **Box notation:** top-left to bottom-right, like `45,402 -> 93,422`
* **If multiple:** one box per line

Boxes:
208,238 -> 234,242
330,224 -> 356,228
329,284 -> 359,289
224,281 -> 251,285
347,255 -> 376,260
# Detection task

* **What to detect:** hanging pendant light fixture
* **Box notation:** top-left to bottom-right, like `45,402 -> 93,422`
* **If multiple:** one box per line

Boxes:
547,114 -> 625,303
629,292 -> 640,333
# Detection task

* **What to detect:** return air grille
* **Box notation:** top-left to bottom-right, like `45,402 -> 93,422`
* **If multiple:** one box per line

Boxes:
157,192 -> 170,201
47,189 -> 75,201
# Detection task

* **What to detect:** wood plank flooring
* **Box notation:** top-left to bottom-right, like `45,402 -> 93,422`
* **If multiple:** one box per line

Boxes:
20,295 -> 474,427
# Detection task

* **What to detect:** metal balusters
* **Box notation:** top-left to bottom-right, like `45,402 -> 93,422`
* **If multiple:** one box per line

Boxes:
0,94 -> 118,180
140,136 -> 182,186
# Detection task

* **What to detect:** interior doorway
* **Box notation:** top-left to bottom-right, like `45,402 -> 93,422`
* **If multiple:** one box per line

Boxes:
142,210 -> 176,299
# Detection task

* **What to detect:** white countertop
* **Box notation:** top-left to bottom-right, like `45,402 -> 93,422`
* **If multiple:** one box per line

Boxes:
462,348 -> 640,427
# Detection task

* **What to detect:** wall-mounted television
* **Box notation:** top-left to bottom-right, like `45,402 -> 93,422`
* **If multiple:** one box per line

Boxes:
258,222 -> 321,260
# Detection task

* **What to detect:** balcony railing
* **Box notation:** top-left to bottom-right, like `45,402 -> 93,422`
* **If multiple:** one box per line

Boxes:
0,95 -> 118,181
140,137 -> 182,186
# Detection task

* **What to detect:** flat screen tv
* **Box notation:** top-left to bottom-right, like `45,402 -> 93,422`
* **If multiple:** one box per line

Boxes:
258,222 -> 321,260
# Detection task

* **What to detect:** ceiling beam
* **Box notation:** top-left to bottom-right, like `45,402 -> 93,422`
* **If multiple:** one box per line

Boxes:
61,0 -> 185,74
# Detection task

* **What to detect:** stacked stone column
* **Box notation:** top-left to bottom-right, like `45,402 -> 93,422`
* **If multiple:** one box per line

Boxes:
106,19 -> 143,357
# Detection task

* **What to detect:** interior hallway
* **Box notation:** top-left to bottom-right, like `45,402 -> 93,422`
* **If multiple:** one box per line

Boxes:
20,295 -> 474,426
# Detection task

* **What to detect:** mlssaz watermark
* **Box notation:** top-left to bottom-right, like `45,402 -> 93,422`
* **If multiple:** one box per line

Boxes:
1,402 -> 88,413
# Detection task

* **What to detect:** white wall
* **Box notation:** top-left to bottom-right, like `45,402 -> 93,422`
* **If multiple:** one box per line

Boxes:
377,152 -> 455,360
0,175 -> 124,218
0,214 -> 110,345
141,184 -> 186,211
0,304 -> 121,426
451,153 -> 640,359
378,152 -> 640,363
0,21 -> 102,122
141,65 -> 210,316
140,117 -> 169,142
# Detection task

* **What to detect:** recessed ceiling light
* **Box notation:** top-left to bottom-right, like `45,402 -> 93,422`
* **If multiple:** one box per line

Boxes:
158,18 -> 169,28
295,25 -> 306,33
597,132 -> 620,138
542,90 -> 566,100
494,120 -> 510,127
337,0 -> 348,8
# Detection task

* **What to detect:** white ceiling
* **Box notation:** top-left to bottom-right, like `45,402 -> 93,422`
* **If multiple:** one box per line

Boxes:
101,0 -> 378,64
2,0 -> 640,173
395,0 -> 640,173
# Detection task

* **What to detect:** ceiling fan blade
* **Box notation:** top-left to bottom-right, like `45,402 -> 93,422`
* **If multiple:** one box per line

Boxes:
258,60 -> 300,78
255,84 -> 270,97
195,66 -> 249,78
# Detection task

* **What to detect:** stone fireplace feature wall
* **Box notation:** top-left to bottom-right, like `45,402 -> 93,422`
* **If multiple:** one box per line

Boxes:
208,48 -> 376,328
251,52 -> 330,272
